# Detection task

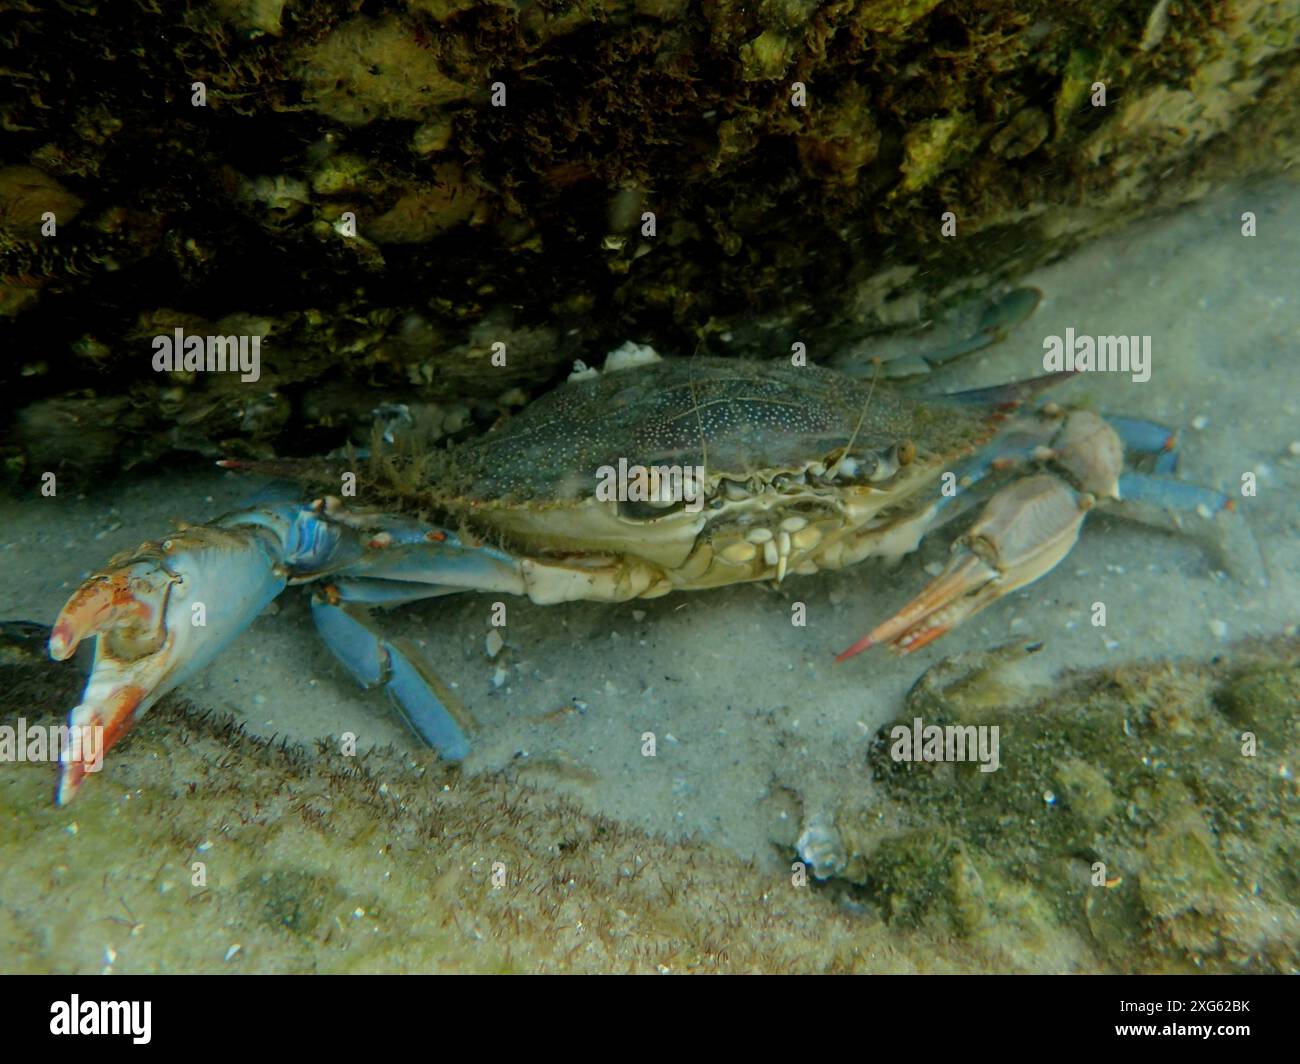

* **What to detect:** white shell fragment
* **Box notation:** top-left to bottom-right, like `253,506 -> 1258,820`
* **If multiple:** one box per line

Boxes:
796,815 -> 845,880
602,341 -> 662,373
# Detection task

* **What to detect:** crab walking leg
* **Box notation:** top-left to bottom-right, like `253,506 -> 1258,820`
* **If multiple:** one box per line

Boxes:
310,595 -> 475,759
927,406 -> 1120,525
926,428 -> 1059,527
847,288 -> 1044,379
1113,472 -> 1267,587
1106,416 -> 1180,474
302,540 -> 532,758
304,539 -> 668,756
922,287 -> 1044,369
1116,471 -> 1233,515
49,521 -> 290,804
837,475 -> 1093,659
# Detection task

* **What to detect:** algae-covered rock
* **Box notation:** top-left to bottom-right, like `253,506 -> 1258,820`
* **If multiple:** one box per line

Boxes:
814,638 -> 1300,973
1214,662 -> 1300,736
1053,757 -> 1118,828
867,828 -> 963,928
2,0 -> 1299,479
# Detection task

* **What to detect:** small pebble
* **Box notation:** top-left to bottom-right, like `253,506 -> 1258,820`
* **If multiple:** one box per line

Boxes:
632,609 -> 646,622
225,944 -> 241,962
1287,440 -> 1300,457
1191,415 -> 1210,430
485,629 -> 504,659
1209,619 -> 1228,640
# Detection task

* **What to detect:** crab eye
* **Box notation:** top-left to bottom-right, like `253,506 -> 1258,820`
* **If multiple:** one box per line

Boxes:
832,448 -> 903,484
868,449 -> 901,482
832,452 -> 879,481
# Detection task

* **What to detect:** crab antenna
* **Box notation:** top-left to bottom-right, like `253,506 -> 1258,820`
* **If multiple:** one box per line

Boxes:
828,356 -> 882,479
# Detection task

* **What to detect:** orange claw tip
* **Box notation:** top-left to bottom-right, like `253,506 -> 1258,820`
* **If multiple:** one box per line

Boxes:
48,596 -> 104,661
55,684 -> 144,804
834,633 -> 876,663
55,758 -> 85,805
54,707 -> 102,806
49,620 -> 77,660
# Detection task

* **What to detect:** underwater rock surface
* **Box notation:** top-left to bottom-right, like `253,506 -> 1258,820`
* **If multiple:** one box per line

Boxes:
803,639 -> 1300,972
3,0 -> 1300,475
2,622 -> 1295,973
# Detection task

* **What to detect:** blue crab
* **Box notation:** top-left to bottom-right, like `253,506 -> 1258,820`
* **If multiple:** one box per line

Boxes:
47,349 -> 1237,802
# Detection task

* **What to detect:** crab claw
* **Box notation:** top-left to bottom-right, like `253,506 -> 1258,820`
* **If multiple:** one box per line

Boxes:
837,475 -> 1091,660
50,559 -> 171,662
51,523 -> 288,803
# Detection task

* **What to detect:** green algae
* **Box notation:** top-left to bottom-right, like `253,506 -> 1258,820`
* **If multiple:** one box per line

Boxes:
817,638 -> 1300,973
